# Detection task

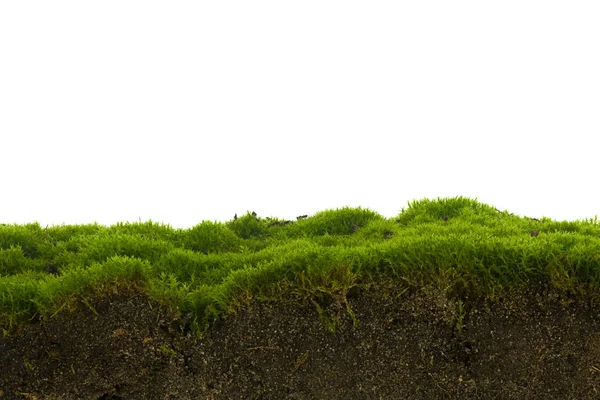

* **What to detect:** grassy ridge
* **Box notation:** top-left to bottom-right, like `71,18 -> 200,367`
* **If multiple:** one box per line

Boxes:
2,196 -> 600,336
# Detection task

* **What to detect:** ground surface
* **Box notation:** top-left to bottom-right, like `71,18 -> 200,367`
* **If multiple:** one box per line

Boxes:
2,279 -> 600,400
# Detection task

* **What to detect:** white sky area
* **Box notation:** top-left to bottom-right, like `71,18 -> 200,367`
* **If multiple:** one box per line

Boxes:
1,2 -> 599,229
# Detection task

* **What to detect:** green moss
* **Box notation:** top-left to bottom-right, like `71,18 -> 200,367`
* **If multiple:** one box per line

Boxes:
1,197 -> 600,337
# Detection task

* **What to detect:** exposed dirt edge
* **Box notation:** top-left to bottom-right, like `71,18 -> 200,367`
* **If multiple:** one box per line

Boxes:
2,280 -> 600,399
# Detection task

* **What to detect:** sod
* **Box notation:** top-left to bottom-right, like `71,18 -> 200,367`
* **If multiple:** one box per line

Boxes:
1,196 -> 600,399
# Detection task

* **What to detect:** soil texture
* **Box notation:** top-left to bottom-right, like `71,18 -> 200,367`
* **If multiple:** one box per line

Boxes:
2,280 -> 600,399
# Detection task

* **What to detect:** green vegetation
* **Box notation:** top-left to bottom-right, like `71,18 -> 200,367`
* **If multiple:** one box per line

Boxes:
2,197 -> 600,337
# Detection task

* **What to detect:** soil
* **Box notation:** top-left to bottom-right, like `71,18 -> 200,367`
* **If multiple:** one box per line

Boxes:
2,279 -> 600,400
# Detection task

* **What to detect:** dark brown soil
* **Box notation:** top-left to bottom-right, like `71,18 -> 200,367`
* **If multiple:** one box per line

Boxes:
2,279 -> 600,399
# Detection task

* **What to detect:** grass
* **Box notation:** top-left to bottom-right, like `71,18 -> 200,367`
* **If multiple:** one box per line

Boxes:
1,196 -> 600,337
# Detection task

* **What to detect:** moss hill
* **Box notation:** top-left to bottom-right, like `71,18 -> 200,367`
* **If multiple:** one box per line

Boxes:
2,197 -> 600,399
2,196 -> 599,335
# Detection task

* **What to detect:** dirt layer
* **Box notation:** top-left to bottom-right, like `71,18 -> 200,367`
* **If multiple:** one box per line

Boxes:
2,280 -> 600,400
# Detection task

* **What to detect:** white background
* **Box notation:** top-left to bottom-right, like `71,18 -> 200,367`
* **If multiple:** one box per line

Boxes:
1,1 -> 599,228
